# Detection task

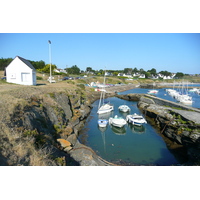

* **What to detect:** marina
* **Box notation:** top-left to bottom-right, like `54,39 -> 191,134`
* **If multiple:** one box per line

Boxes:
79,85 -> 200,166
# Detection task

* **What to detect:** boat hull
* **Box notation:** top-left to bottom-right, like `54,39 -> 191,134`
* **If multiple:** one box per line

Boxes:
97,104 -> 114,114
126,114 -> 147,126
118,105 -> 131,112
98,119 -> 108,128
109,116 -> 126,128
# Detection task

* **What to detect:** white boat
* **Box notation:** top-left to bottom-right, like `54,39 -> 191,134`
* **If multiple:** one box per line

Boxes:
179,95 -> 193,105
126,113 -> 147,126
97,69 -> 114,114
196,89 -> 200,95
118,105 -> 131,112
97,103 -> 114,114
109,115 -> 127,128
188,88 -> 199,93
147,89 -> 158,94
98,119 -> 108,128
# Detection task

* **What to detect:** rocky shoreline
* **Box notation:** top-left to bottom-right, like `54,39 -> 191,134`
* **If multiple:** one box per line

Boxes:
1,82 -> 200,166
117,93 -> 200,165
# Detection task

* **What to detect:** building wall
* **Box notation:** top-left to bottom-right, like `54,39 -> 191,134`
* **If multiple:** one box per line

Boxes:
6,57 -> 36,85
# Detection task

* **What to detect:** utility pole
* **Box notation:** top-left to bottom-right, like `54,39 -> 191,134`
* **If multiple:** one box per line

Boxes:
48,40 -> 52,83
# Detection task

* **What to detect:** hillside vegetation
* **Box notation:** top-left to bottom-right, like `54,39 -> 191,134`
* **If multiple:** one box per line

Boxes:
0,78 -> 97,165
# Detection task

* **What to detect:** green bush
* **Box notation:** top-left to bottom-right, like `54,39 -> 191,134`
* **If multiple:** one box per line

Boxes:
36,76 -> 43,80
77,84 -> 85,90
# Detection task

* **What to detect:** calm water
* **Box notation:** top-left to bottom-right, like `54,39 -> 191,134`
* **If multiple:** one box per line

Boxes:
79,97 -> 179,166
79,86 -> 200,165
120,85 -> 200,109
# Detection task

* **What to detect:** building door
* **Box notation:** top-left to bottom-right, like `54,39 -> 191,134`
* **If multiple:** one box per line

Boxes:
21,73 -> 30,82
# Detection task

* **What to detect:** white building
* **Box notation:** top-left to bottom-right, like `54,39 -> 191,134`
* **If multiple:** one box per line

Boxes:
6,56 -> 37,85
54,68 -> 67,73
139,74 -> 145,78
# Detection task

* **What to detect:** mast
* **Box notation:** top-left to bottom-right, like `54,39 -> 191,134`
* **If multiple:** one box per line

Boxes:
97,68 -> 106,110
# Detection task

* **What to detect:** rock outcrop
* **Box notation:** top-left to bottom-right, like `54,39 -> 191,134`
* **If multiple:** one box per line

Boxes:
0,86 -> 101,166
117,93 -> 200,165
137,95 -> 200,165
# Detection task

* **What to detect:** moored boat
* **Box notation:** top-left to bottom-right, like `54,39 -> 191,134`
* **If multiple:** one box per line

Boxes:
147,89 -> 158,94
98,119 -> 108,128
97,69 -> 114,114
109,115 -> 127,128
126,113 -> 147,126
118,105 -> 131,112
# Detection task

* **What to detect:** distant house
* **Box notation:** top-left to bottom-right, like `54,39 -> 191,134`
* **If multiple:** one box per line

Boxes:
6,56 -> 37,85
139,74 -> 145,78
158,73 -> 176,80
54,68 -> 67,73
117,73 -> 123,76
133,73 -> 140,77
105,72 -> 112,76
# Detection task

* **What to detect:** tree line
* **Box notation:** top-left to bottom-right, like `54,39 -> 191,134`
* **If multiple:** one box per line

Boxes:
0,57 -> 46,71
0,57 -> 185,78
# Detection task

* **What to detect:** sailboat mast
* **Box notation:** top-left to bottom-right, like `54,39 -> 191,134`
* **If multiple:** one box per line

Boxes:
103,68 -> 106,104
98,90 -> 103,110
98,68 -> 106,110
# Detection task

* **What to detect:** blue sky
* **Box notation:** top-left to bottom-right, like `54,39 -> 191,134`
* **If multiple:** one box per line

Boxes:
0,33 -> 200,74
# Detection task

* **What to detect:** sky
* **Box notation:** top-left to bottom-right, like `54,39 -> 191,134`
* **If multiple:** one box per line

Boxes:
0,33 -> 200,74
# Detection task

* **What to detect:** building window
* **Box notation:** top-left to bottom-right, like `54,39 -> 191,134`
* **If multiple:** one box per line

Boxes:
10,73 -> 16,79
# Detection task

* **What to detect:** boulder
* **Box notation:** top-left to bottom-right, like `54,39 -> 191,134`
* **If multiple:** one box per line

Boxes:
57,139 -> 72,148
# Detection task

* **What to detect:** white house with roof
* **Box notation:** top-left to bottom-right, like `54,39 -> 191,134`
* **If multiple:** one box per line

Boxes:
54,68 -> 67,73
6,56 -> 37,85
139,74 -> 145,78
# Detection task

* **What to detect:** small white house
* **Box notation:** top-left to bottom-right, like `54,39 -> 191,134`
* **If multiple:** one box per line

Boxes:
6,56 -> 37,85
54,68 -> 67,73
139,74 -> 145,78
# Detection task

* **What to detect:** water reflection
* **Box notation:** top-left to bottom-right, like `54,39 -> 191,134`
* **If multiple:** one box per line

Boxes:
98,111 -> 113,120
128,124 -> 146,134
111,125 -> 126,135
98,126 -> 107,153
79,96 -> 179,165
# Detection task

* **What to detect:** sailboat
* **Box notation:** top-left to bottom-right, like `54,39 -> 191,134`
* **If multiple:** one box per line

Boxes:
97,69 -> 114,114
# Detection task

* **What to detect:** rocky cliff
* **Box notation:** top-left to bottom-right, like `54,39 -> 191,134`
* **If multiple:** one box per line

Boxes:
0,85 -> 103,165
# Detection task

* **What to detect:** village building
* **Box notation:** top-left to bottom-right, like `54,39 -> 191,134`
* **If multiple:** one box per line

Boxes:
5,56 -> 37,85
54,68 -> 67,73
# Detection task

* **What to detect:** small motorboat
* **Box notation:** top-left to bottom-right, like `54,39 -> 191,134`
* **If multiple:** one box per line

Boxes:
98,119 -> 108,128
147,89 -> 158,94
109,115 -> 127,128
118,105 -> 131,112
126,113 -> 147,126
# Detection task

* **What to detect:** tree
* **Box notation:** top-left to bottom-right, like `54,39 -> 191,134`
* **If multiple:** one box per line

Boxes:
139,68 -> 146,74
86,67 -> 92,72
144,71 -> 151,78
37,64 -> 57,73
29,60 -> 45,70
123,68 -> 132,74
175,72 -> 184,79
148,68 -> 157,76
0,58 -> 13,71
159,70 -> 172,77
133,67 -> 138,73
66,65 -> 80,74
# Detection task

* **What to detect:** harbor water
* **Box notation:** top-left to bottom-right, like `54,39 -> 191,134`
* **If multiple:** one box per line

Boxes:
78,86 -> 200,166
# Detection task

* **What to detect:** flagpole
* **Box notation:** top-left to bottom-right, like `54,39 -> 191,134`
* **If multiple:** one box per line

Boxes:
48,40 -> 52,83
